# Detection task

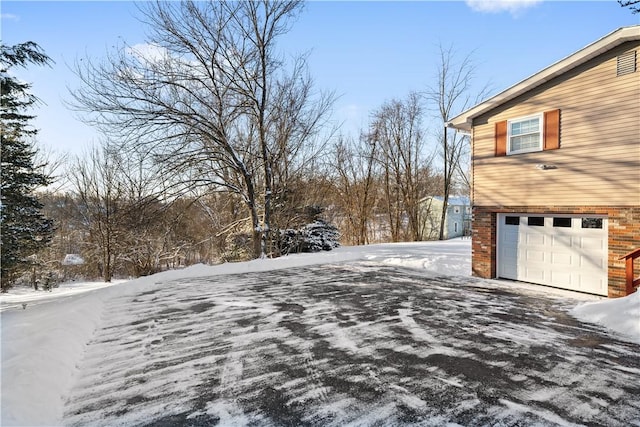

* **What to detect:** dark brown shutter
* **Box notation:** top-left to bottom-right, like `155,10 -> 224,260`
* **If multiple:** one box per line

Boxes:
544,109 -> 560,150
495,120 -> 507,156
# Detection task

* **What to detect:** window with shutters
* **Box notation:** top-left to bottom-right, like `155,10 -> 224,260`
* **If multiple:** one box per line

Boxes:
507,113 -> 543,154
495,109 -> 560,156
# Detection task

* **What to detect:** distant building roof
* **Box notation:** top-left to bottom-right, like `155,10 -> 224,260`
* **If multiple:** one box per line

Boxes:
62,254 -> 85,266
430,196 -> 470,206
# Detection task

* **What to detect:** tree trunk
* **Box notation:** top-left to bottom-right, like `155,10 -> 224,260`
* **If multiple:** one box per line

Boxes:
439,127 -> 449,241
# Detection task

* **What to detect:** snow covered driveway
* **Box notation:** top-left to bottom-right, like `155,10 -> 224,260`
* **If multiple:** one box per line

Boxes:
60,263 -> 640,426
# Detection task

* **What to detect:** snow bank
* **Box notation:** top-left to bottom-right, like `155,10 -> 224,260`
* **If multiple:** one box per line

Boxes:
360,239 -> 471,277
1,291 -> 106,426
571,290 -> 640,344
0,280 -> 127,312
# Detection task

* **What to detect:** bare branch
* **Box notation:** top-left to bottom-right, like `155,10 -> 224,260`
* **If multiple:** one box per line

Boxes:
68,0 -> 332,259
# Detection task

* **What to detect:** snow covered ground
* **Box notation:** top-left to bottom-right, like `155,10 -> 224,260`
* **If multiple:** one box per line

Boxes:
1,238 -> 639,426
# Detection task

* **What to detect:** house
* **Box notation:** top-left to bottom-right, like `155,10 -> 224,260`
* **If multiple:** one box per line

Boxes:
421,196 -> 471,240
448,26 -> 640,298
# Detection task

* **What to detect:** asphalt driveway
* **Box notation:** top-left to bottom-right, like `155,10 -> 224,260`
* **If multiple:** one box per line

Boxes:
62,263 -> 640,426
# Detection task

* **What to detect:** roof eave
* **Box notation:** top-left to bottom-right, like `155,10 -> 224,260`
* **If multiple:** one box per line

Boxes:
447,25 -> 640,131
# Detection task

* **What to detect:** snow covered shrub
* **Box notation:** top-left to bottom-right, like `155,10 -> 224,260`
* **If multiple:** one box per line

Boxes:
12,264 -> 61,291
303,220 -> 341,252
279,220 -> 340,254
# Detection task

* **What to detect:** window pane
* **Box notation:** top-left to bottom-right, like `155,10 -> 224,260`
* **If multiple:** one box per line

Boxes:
510,118 -> 539,136
527,217 -> 545,226
505,216 -> 520,225
511,133 -> 540,152
511,122 -> 522,135
509,116 -> 541,153
520,118 -> 539,134
582,218 -> 603,229
553,217 -> 572,228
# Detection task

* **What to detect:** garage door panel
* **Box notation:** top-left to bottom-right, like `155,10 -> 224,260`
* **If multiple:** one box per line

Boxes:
524,249 -> 545,262
502,264 -> 518,279
523,266 -> 545,282
551,235 -> 571,249
576,274 -> 607,294
498,214 -> 608,296
498,223 -> 519,279
550,252 -> 573,266
525,233 -> 546,246
502,229 -> 519,247
580,236 -> 605,249
549,270 -> 572,286
580,254 -> 606,269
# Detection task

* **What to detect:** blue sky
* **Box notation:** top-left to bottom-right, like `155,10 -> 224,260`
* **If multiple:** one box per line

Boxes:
2,1 -> 638,157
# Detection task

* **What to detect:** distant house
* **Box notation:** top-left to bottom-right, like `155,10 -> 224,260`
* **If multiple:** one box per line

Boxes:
448,26 -> 640,297
62,254 -> 85,266
61,253 -> 86,282
422,196 -> 471,240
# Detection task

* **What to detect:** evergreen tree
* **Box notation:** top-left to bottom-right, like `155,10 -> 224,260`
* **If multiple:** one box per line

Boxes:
1,42 -> 54,290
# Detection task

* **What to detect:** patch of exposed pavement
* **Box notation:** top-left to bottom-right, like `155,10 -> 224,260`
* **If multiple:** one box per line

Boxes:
62,263 -> 640,426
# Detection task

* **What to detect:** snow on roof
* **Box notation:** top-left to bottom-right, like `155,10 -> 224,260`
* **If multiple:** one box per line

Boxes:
429,196 -> 470,206
62,254 -> 85,266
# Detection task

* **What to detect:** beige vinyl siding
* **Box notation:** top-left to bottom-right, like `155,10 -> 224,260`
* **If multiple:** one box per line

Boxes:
472,41 -> 640,207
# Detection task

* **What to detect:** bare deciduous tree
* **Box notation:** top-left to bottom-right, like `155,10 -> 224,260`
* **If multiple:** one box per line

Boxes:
69,0 -> 333,259
70,141 -> 185,281
619,0 -> 640,13
369,93 -> 433,242
424,45 -> 488,240
332,135 -> 380,245
69,144 -> 125,282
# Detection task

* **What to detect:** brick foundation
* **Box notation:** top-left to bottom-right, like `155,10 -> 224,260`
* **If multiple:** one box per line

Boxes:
472,206 -> 640,298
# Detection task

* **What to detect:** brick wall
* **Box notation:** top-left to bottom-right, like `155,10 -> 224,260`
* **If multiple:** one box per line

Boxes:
471,206 -> 640,297
471,207 -> 495,279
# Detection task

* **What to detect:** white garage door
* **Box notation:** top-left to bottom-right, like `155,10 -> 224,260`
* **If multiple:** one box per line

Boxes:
497,214 -> 608,296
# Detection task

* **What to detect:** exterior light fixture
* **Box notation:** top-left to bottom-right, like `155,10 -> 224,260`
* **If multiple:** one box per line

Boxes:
535,164 -> 557,170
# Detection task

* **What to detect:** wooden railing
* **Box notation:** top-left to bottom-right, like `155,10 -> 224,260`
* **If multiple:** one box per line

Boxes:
619,248 -> 640,295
